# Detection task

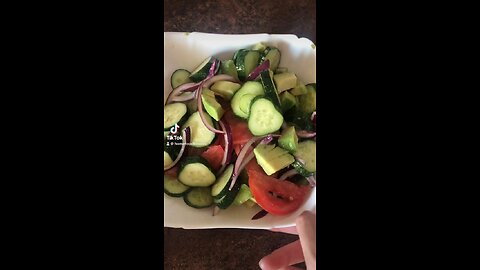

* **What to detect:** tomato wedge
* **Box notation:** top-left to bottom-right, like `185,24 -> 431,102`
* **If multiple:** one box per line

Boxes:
247,170 -> 309,215
201,145 -> 225,172
223,109 -> 253,146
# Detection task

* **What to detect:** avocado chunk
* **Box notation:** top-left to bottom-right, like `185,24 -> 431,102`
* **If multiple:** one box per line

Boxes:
290,80 -> 308,96
201,88 -> 225,121
280,91 -> 298,112
298,84 -> 316,114
233,184 -> 253,205
210,81 -> 242,100
278,126 -> 299,153
253,144 -> 295,175
273,72 -> 298,93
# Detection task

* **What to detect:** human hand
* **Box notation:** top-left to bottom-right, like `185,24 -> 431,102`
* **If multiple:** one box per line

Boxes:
259,211 -> 316,270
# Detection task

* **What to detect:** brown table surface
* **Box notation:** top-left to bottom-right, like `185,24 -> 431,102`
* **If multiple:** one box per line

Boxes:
164,1 -> 315,269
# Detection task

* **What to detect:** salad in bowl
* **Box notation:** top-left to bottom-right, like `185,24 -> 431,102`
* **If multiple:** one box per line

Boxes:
164,33 -> 316,229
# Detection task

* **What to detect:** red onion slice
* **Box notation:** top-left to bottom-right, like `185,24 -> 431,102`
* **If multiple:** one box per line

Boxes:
279,169 -> 299,180
169,92 -> 196,102
164,127 -> 191,171
297,130 -> 317,138
246,60 -> 270,81
306,175 -> 316,187
202,74 -> 239,89
216,119 -> 233,176
251,209 -> 268,220
311,111 -> 316,121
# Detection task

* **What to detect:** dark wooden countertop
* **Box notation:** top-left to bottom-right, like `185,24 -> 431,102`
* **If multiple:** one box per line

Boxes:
164,1 -> 315,269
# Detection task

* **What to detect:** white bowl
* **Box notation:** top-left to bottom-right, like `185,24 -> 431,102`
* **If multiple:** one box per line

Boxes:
164,32 -> 316,229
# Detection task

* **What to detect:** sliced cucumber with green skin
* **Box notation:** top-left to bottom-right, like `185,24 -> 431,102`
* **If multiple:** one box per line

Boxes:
280,91 -> 297,112
262,47 -> 281,72
291,160 -> 314,177
221,60 -> 239,81
178,156 -> 216,187
164,151 -> 173,168
211,164 -> 234,199
293,140 -> 316,173
233,184 -> 252,205
253,143 -> 295,175
231,81 -> 264,119
260,70 -> 282,110
248,96 -> 284,136
213,176 -> 242,209
171,69 -> 192,89
164,174 -> 191,197
164,131 -> 183,164
278,126 -> 298,153
235,50 -> 261,81
164,103 -> 188,131
182,111 -> 216,147
298,84 -> 316,114
184,187 -> 213,209
189,57 -> 217,83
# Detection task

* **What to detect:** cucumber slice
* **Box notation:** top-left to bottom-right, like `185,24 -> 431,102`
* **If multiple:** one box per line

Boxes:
178,156 -> 216,187
164,151 -> 173,168
262,47 -> 281,72
235,50 -> 261,81
298,84 -> 316,114
211,164 -> 234,199
170,69 -> 192,89
231,81 -> 264,119
280,91 -> 297,112
210,81 -> 241,100
221,60 -> 239,81
253,144 -> 295,175
291,160 -> 314,177
201,88 -> 225,121
164,103 -> 188,131
213,177 -> 242,209
233,184 -> 253,205
293,140 -> 316,172
182,111 -> 216,148
248,97 -> 284,136
184,187 -> 213,209
278,126 -> 298,153
189,57 -> 217,83
164,174 -> 191,197
273,72 -> 297,93
260,70 -> 282,110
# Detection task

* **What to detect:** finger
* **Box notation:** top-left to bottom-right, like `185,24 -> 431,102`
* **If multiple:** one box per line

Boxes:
296,211 -> 316,269
259,240 -> 304,270
270,226 -> 299,235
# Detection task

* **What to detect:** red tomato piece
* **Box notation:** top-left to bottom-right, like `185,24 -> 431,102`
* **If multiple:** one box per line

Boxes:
201,145 -> 225,172
247,170 -> 310,215
223,109 -> 253,146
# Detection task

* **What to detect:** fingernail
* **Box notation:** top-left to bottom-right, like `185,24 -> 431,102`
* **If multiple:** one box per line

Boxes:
258,258 -> 266,269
